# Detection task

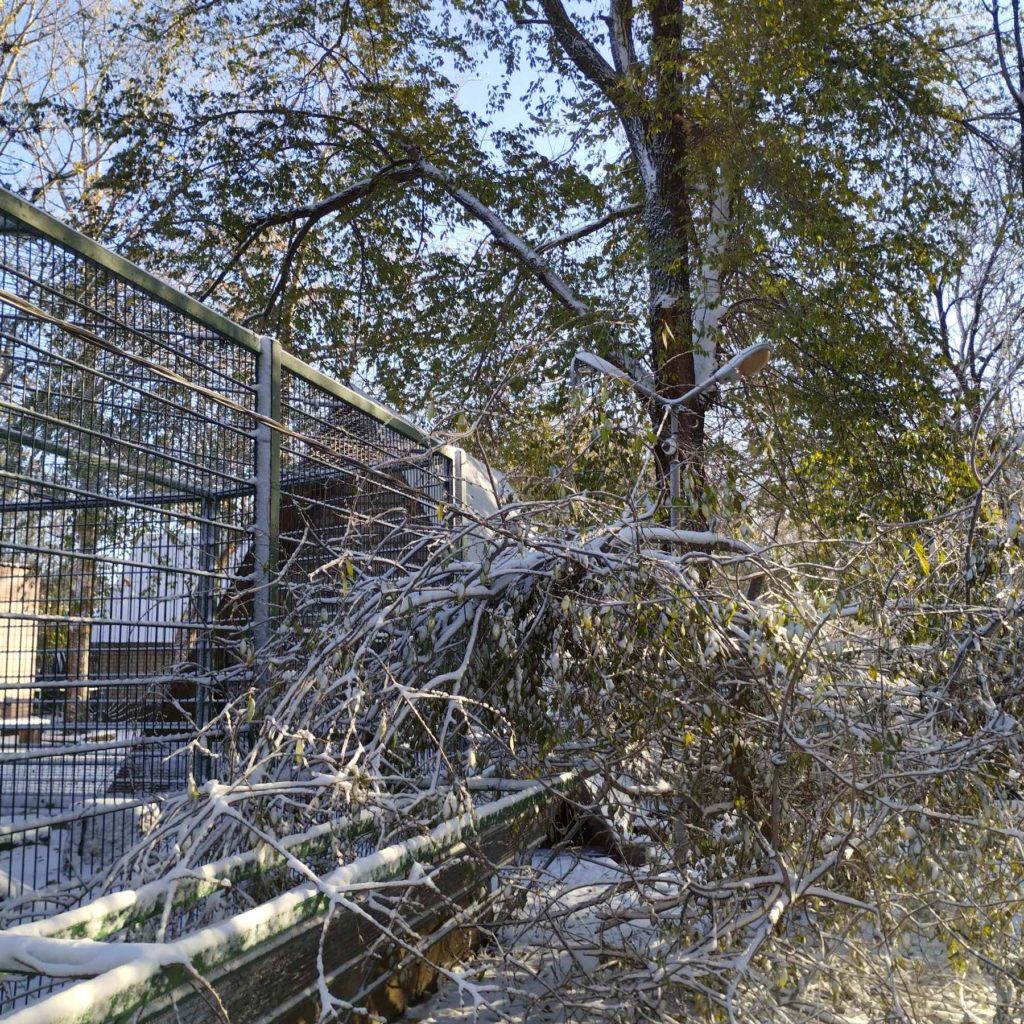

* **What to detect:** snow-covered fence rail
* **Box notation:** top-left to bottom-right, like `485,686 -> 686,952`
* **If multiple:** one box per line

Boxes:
0,189 -> 460,959
0,779 -> 568,1024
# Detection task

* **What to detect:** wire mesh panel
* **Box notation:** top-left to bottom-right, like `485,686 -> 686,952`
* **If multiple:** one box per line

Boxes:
0,192 -> 455,1014
0,204 -> 259,943
279,365 -> 453,587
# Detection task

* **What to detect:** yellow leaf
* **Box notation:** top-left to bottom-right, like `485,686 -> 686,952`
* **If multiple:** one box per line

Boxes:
913,539 -> 930,576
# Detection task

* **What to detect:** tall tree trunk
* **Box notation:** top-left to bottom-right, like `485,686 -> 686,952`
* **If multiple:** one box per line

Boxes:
64,508 -> 95,723
646,192 -> 705,514
647,0 -> 705,522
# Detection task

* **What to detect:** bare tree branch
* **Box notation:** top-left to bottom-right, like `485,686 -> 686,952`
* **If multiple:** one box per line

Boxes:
248,159 -> 423,232
199,159 -> 422,301
243,214 -> 318,326
535,202 -> 641,253
1012,0 -> 1024,98
991,0 -> 1024,187
991,1 -> 1024,104
220,155 -> 595,323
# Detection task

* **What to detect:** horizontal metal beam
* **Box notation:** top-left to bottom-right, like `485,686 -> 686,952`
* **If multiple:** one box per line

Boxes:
0,192 -> 262,354
0,425 -> 222,503
280,351 -> 437,450
0,399 -> 249,494
0,467 -> 249,534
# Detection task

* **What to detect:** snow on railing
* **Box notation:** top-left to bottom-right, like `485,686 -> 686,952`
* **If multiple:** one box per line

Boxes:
0,777 -> 572,1023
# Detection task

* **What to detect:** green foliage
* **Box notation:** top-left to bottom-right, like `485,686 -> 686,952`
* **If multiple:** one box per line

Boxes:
1,0 -> 980,526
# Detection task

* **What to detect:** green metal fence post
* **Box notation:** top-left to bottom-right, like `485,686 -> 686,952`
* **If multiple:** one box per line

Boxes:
252,335 -> 281,666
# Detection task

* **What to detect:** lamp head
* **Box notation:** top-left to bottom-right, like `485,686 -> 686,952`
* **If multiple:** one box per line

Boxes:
737,344 -> 771,380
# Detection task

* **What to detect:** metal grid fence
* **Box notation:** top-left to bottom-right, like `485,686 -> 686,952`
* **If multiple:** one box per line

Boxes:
0,189 -> 455,969
278,357 -> 452,584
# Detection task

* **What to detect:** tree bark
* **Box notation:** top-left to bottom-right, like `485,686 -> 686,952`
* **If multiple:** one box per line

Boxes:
646,0 -> 704,519
64,507 -> 96,723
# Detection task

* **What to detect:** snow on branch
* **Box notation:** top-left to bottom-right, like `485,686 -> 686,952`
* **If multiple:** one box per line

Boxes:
605,524 -> 758,554
415,159 -> 592,317
535,202 -> 642,254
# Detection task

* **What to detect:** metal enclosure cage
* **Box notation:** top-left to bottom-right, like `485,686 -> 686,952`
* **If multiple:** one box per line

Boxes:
0,189 -> 455,982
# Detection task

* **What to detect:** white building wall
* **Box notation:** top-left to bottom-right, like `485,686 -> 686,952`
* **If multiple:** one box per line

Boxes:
91,535 -> 199,648
458,452 -> 511,560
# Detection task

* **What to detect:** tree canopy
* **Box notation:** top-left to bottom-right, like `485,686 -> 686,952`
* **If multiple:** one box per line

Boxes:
0,0 -> 986,528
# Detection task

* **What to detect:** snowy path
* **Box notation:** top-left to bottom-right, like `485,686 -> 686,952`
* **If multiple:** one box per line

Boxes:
403,851 -> 628,1024
400,852 -> 1006,1024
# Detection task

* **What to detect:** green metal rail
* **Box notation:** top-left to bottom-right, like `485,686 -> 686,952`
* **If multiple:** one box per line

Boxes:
1,778 -> 572,1024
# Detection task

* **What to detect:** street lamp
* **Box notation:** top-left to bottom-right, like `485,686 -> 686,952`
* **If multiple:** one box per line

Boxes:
571,341 -> 772,525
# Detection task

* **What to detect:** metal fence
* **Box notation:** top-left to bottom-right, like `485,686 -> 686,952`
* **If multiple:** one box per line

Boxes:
0,189 -> 456,949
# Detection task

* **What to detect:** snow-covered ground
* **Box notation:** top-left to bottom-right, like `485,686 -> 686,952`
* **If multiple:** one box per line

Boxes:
402,851 -> 1006,1024
404,851 -> 629,1024
0,724 -> 170,912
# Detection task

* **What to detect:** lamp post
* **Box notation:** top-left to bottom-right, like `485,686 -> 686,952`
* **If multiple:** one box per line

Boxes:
571,341 -> 772,526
